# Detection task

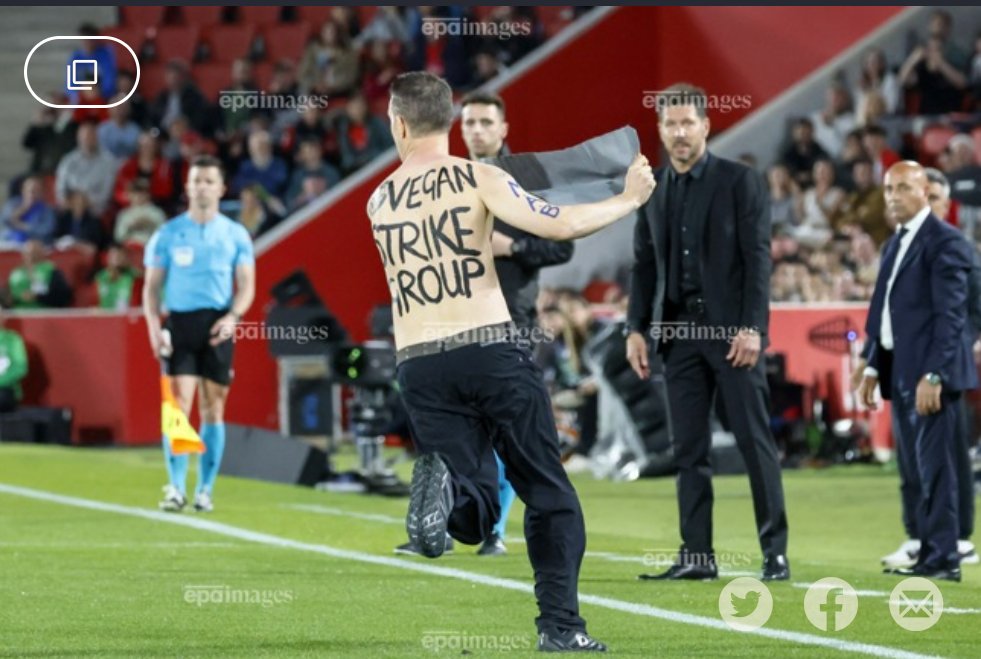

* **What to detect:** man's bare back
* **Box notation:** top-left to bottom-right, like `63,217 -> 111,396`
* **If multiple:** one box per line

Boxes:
367,154 -> 565,349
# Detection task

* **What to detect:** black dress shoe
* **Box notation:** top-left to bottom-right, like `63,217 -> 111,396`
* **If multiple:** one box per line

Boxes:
884,564 -> 961,582
638,562 -> 718,581
537,627 -> 607,652
762,554 -> 791,581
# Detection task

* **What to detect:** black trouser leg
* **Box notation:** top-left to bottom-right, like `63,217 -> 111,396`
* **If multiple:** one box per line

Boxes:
708,345 -> 789,557
892,395 -> 921,539
663,337 -> 716,559
956,397 -> 975,541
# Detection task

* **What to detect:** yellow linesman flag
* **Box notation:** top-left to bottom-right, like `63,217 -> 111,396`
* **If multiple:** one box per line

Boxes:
161,375 -> 205,455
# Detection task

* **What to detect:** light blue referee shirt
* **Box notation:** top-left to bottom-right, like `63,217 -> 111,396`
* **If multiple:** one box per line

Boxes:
144,213 -> 254,312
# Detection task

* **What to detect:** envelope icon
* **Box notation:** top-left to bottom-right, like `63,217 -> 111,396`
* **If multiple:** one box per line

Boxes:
899,590 -> 935,617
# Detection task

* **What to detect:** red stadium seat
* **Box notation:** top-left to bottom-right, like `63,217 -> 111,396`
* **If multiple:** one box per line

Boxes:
471,7 -> 496,21
357,6 -> 378,26
192,62 -> 231,101
295,6 -> 335,29
180,6 -> 225,28
101,26 -> 147,64
203,23 -> 256,63
919,124 -> 957,162
151,25 -> 200,63
137,62 -> 167,100
261,22 -> 313,63
73,282 -> 98,308
238,6 -> 283,26
120,6 -> 166,27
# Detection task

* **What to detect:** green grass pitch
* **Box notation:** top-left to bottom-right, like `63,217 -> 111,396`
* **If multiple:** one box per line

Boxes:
0,443 -> 977,658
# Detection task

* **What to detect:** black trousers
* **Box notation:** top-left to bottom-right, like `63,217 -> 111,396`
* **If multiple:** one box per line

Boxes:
397,341 -> 586,633
891,388 -> 961,569
895,395 -> 976,542
661,312 -> 789,561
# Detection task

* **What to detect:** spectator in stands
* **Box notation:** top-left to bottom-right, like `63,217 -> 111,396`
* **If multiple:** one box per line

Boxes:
793,158 -> 844,249
330,6 -> 362,40
220,59 -> 260,136
335,92 -> 392,174
8,240 -> 73,309
849,229 -> 881,295
899,36 -> 968,115
149,59 -> 212,137
0,306 -> 28,413
67,24 -> 116,104
362,39 -> 403,109
483,6 -> 540,66
285,138 -> 340,207
835,128 -> 868,190
862,124 -> 901,184
298,20 -> 360,98
267,60 -> 302,136
856,91 -> 888,128
94,244 -> 137,310
112,130 -> 175,209
810,80 -> 857,156
945,134 -> 981,240
233,129 -> 288,198
832,158 -> 889,245
22,100 -> 77,176
289,173 -> 329,213
280,104 -> 328,161
236,184 -> 281,238
116,69 -> 148,127
781,117 -> 828,188
0,176 -> 56,245
160,115 -> 200,163
114,179 -> 166,246
855,47 -> 900,116
54,189 -> 105,251
767,164 -> 799,235
98,93 -> 141,161
54,120 -> 116,214
472,51 -> 504,89
356,6 -> 410,48
927,9 -> 971,71
971,31 -> 981,108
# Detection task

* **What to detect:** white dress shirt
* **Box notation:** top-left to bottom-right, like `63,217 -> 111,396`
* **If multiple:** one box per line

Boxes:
864,205 -> 931,378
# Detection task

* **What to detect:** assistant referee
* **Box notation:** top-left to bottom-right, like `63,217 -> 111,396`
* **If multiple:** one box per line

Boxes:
143,154 -> 255,513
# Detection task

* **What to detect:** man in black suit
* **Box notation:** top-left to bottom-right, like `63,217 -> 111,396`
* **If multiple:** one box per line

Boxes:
858,161 -> 978,582
626,83 -> 790,581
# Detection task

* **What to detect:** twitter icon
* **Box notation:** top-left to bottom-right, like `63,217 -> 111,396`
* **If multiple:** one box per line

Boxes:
719,578 -> 773,630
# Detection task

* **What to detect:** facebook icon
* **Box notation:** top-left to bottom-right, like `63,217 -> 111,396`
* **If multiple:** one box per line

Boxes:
804,578 -> 858,631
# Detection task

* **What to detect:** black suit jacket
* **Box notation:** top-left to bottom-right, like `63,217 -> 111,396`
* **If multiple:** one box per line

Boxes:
626,154 -> 770,353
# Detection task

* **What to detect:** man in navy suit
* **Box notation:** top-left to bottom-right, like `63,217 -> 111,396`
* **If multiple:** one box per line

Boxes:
858,161 -> 978,582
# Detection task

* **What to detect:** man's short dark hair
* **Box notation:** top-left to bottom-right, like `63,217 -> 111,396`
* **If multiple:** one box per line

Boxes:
79,23 -> 99,37
852,157 -> 873,168
390,72 -> 454,137
461,91 -> 506,118
189,154 -> 225,180
656,83 -> 709,120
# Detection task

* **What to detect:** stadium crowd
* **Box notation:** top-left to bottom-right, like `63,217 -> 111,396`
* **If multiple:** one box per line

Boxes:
0,5 -> 578,309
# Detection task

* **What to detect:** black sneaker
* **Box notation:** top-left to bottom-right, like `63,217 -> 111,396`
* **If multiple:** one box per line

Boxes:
394,535 -> 455,556
477,533 -> 507,556
538,628 -> 607,652
406,454 -> 454,558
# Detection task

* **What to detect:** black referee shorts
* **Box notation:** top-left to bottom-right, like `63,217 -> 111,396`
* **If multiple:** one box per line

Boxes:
164,308 -> 234,385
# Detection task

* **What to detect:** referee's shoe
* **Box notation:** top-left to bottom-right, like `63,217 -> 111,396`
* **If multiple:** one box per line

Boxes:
159,484 -> 186,512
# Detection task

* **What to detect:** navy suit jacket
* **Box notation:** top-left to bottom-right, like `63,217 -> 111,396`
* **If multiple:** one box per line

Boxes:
864,213 -> 978,399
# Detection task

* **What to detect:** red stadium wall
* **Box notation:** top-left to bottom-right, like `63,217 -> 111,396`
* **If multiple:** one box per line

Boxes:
13,6 -> 904,442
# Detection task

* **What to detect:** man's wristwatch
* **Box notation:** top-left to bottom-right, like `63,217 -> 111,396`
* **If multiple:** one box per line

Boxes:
924,372 -> 942,386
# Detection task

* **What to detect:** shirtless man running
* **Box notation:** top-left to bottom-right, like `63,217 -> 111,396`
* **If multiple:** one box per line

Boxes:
367,72 -> 654,653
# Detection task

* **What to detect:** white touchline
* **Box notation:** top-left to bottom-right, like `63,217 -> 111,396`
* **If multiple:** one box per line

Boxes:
0,484 -> 942,659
